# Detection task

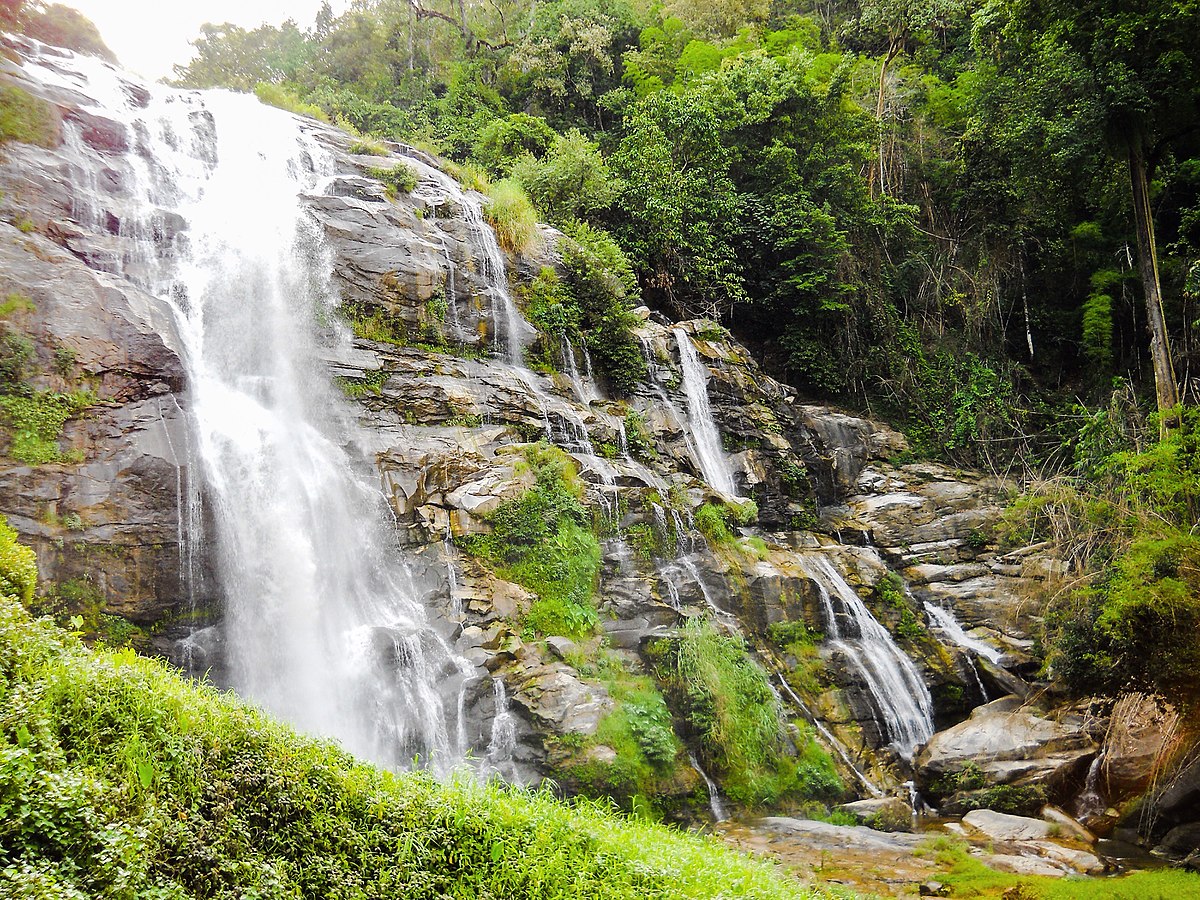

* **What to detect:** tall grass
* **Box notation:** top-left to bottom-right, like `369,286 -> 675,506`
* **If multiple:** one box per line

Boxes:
484,178 -> 538,253
0,596 -> 826,899
253,82 -> 329,122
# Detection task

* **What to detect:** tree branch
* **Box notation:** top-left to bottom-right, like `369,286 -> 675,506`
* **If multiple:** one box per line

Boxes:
406,0 -> 510,52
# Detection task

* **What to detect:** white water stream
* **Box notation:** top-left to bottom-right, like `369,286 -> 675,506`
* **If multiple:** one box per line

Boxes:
799,555 -> 934,758
673,329 -> 739,496
21,46 -> 471,773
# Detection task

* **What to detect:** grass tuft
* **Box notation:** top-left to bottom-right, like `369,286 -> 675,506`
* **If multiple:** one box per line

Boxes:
0,85 -> 58,147
253,82 -> 329,122
483,178 -> 538,253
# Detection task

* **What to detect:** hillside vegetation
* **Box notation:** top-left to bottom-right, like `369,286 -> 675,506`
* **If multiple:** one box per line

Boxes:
157,0 -> 1200,725
0,518 -> 827,899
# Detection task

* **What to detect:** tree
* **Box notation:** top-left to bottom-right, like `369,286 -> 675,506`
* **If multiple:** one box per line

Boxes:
1010,0 -> 1200,433
855,0 -> 964,196
20,3 -> 116,61
512,128 -> 620,222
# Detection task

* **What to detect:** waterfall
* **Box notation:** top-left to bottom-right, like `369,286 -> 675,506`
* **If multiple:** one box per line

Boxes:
485,678 -> 518,780
689,753 -> 728,822
924,601 -> 1003,665
673,329 -> 738,496
22,47 -> 470,773
799,555 -> 934,759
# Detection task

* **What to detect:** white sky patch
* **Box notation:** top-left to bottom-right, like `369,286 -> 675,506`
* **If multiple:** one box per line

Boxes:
64,1 -> 351,82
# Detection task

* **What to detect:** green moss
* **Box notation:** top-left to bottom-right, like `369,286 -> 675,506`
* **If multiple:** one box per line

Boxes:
0,390 -> 94,465
336,369 -> 389,398
623,408 -> 656,461
875,573 -> 926,639
0,292 -> 36,318
457,444 -> 600,639
343,304 -> 407,345
0,84 -> 57,147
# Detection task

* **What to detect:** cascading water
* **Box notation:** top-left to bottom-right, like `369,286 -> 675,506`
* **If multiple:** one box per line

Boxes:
689,753 -> 728,822
673,328 -> 739,496
23,46 -> 469,773
485,678 -> 519,781
799,554 -> 934,758
924,601 -> 1003,665
924,601 -> 1000,701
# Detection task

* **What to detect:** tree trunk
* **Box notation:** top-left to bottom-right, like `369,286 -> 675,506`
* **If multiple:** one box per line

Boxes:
870,40 -> 902,198
1129,142 -> 1180,436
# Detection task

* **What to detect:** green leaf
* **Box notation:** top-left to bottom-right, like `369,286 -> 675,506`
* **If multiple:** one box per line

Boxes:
16,725 -> 31,748
137,760 -> 154,789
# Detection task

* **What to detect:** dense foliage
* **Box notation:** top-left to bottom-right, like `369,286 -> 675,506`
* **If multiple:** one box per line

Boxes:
457,444 -> 602,638
171,0 -> 1198,468
648,620 -> 843,806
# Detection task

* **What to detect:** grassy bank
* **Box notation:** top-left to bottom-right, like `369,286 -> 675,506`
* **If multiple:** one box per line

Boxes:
0,591 -> 830,898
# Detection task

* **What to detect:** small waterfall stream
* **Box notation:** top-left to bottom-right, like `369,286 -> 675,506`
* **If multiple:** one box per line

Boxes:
673,329 -> 738,496
799,555 -> 934,758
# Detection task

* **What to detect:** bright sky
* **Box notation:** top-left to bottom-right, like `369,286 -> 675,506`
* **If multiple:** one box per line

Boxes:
66,1 -> 352,82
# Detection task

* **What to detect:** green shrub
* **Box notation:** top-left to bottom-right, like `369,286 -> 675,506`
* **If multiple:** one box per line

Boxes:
253,82 -> 329,121
0,330 -> 34,391
512,129 -> 620,224
336,368 -> 389,398
694,503 -> 733,544
559,222 -> 646,395
0,516 -> 36,605
348,137 -> 389,156
0,84 -> 58,147
458,444 -> 600,639
484,179 -> 538,253
471,113 -> 557,176
342,304 -> 406,345
649,621 -> 840,806
365,163 -> 418,197
875,573 -> 925,640
443,159 -> 491,193
0,390 -> 93,465
623,408 -> 656,461
1014,405 -> 1200,703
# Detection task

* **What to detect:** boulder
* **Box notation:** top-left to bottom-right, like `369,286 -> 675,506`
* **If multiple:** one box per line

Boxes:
963,809 -> 1053,843
917,697 -> 1095,803
982,854 -> 1068,877
1041,805 -> 1095,844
